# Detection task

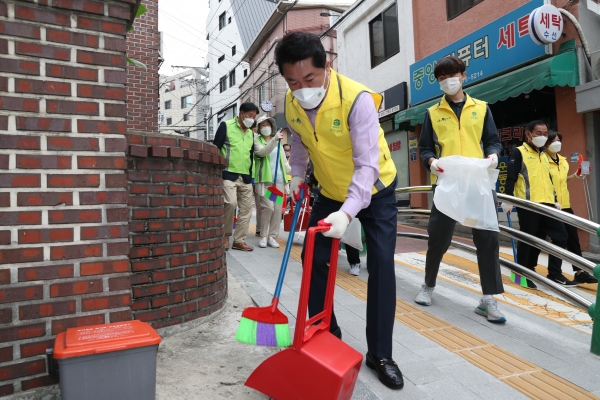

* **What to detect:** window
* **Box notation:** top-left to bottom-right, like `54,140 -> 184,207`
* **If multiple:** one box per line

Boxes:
258,84 -> 266,104
219,76 -> 227,93
181,95 -> 193,108
271,78 -> 276,97
219,12 -> 226,30
243,69 -> 248,77
369,3 -> 400,68
183,114 -> 190,121
218,54 -> 225,63
228,16 -> 231,24
167,118 -> 172,125
165,100 -> 171,109
229,70 -> 236,87
232,46 -> 236,56
232,104 -> 237,117
447,0 -> 484,20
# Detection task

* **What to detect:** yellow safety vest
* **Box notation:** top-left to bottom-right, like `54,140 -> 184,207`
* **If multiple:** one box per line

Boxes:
513,143 -> 555,204
545,152 -> 570,208
285,69 -> 396,202
427,94 -> 487,184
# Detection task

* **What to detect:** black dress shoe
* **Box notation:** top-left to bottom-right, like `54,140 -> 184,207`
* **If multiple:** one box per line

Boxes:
366,352 -> 404,389
331,327 -> 342,340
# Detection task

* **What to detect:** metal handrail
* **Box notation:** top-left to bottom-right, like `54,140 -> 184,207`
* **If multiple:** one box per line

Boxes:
395,184 -> 600,235
397,232 -> 591,310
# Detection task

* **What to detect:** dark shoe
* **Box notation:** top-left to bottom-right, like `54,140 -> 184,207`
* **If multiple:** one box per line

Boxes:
547,274 -> 577,287
365,352 -> 404,389
232,242 -> 254,251
525,279 -> 537,290
331,327 -> 342,340
224,236 -> 230,251
574,271 -> 598,284
255,230 -> 261,237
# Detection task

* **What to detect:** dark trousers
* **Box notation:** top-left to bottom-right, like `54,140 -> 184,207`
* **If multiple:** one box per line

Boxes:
516,206 -> 568,277
425,201 -> 504,295
302,179 -> 397,358
345,245 -> 360,265
563,208 -> 582,272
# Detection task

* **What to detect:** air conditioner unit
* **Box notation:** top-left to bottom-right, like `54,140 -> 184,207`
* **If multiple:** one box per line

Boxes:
591,50 -> 600,80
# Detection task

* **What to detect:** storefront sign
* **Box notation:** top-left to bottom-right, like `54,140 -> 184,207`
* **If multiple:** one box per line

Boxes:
498,126 -> 525,141
158,110 -> 165,125
529,5 -> 563,45
571,153 -> 579,163
388,140 -> 401,152
409,136 -> 418,162
496,157 -> 510,194
378,82 -> 408,119
409,0 -> 547,105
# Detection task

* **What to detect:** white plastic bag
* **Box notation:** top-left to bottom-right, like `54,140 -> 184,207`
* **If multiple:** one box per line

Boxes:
341,218 -> 363,251
433,156 -> 499,231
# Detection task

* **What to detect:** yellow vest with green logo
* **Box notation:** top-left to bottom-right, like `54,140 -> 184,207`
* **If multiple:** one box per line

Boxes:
253,137 -> 289,184
219,118 -> 254,175
427,94 -> 487,184
284,70 -> 396,202
545,152 -> 570,208
513,143 -> 555,204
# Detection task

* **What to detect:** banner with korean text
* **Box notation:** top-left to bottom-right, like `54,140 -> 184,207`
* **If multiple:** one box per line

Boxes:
409,0 -> 549,105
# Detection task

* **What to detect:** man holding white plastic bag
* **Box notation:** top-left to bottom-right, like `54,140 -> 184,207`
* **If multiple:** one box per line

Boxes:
417,56 -> 506,323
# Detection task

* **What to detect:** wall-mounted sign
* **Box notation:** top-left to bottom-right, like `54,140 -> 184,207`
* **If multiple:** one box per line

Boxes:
496,157 -> 510,193
409,0 -> 548,105
529,4 -> 564,45
408,135 -> 418,162
378,82 -> 407,119
158,110 -> 165,125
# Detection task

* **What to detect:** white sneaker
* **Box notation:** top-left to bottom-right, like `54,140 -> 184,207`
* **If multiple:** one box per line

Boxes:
415,284 -> 434,306
349,264 -> 360,276
267,237 -> 280,248
258,237 -> 267,248
475,298 -> 506,323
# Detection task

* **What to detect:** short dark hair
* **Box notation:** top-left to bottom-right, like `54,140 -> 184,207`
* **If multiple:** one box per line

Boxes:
525,120 -> 547,133
546,130 -> 562,145
433,56 -> 465,79
275,31 -> 326,75
240,102 -> 259,114
283,144 -> 291,149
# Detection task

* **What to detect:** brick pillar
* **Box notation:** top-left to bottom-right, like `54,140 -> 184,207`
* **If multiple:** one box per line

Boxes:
126,0 -> 159,133
0,0 -> 135,395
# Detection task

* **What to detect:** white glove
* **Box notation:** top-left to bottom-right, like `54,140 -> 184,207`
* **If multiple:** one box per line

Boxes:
555,202 -> 562,211
290,176 -> 303,199
275,129 -> 284,140
488,154 -> 498,169
322,211 -> 351,239
430,159 -> 444,176
500,201 -> 514,214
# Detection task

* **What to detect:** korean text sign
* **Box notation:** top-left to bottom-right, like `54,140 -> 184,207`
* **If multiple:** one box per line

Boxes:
410,0 -> 547,105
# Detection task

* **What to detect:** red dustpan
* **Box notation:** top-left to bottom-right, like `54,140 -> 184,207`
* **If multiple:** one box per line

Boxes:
245,222 -> 363,400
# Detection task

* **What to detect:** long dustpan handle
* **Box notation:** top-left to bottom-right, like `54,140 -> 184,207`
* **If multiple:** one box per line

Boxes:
272,185 -> 305,300
272,134 -> 281,185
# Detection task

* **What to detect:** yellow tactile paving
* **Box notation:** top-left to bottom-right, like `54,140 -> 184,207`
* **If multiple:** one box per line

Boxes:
246,224 -> 599,399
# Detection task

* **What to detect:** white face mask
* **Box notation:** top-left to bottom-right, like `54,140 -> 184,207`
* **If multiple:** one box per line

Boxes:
292,70 -> 329,110
439,76 -> 462,96
242,116 -> 255,128
547,141 -> 562,153
260,126 -> 272,136
530,135 -> 548,148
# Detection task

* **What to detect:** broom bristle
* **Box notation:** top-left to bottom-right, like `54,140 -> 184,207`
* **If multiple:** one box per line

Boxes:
235,317 -> 291,347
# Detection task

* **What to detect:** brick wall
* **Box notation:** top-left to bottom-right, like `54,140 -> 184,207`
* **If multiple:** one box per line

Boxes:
0,0 -> 135,395
126,0 -> 158,133
126,133 -> 227,329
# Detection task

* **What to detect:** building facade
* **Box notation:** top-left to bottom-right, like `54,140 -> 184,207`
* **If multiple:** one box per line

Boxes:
336,0 -> 414,205
159,68 -> 209,140
396,0 -> 595,250
205,0 -> 276,140
239,1 -> 352,146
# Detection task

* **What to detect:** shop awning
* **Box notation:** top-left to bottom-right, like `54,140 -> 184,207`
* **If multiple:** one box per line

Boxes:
394,40 -> 579,130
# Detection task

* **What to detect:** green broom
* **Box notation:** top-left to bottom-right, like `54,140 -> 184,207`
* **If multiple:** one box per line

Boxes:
236,184 -> 307,347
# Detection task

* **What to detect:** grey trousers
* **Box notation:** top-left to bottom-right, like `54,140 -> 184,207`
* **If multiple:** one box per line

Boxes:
424,202 -> 504,295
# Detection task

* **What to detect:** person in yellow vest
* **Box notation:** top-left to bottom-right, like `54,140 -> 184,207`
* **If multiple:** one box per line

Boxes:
276,32 -> 403,389
544,131 -> 597,284
417,56 -> 506,323
504,120 -> 573,287
213,102 -> 259,251
252,115 -> 289,249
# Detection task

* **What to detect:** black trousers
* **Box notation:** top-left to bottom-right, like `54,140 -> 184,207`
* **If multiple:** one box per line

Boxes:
424,201 -> 504,295
345,245 -> 360,265
563,208 -> 582,272
516,206 -> 568,277
302,178 -> 397,359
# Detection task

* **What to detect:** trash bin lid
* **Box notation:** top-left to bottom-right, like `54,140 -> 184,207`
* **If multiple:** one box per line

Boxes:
53,320 -> 161,359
